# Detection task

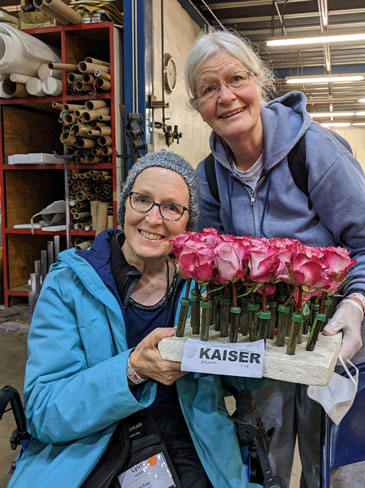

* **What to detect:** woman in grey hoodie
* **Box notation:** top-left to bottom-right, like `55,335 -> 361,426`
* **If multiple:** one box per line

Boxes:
185,28 -> 365,488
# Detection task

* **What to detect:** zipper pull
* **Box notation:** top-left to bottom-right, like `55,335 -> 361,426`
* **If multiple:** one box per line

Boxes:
250,192 -> 255,205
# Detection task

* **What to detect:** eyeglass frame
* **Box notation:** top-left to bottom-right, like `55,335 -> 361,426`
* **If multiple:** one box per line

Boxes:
193,70 -> 257,103
128,191 -> 190,222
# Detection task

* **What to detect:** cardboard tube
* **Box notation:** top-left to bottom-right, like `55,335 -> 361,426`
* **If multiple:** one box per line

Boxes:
95,126 -> 111,136
78,61 -> 110,74
49,62 -> 78,71
87,130 -> 100,137
10,73 -> 33,84
52,101 -> 64,110
74,109 -> 88,119
81,107 -> 110,123
73,80 -> 93,92
97,135 -> 112,146
67,72 -> 82,83
88,156 -> 101,163
101,147 -> 112,156
33,2 -> 69,24
75,240 -> 92,250
73,211 -> 90,219
94,69 -> 111,81
63,113 -> 76,124
64,103 -> 85,111
38,63 -> 62,80
76,137 -> 95,149
98,114 -> 111,122
95,202 -> 108,236
42,77 -> 62,96
107,215 -> 113,228
44,0 -> 83,24
84,57 -> 110,67
26,77 -> 46,96
85,99 -> 107,110
82,73 -> 95,84
95,78 -> 111,91
2,79 -> 27,98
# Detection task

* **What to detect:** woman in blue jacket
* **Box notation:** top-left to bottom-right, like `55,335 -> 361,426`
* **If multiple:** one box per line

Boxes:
185,29 -> 365,488
7,151 -> 263,488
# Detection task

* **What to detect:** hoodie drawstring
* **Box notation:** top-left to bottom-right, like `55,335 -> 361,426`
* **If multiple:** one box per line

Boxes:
259,172 -> 272,238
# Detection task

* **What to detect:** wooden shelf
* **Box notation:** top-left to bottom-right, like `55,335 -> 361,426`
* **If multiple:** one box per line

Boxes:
0,22 -> 122,306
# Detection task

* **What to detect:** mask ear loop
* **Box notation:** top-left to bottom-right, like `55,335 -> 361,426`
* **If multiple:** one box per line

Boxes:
338,354 -> 359,388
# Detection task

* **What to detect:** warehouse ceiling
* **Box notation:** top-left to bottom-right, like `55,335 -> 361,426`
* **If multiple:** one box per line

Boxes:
183,0 -> 365,124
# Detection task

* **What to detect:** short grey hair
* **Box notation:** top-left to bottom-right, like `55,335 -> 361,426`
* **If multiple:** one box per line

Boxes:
118,151 -> 199,231
185,28 -> 276,109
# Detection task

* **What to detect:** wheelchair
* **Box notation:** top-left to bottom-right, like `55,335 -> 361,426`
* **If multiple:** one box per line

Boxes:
0,383 -> 286,487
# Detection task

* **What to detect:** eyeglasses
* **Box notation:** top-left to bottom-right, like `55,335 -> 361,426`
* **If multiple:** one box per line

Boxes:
128,192 -> 190,221
195,70 -> 256,103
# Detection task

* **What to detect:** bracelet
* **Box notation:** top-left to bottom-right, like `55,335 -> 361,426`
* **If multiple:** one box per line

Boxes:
126,355 -> 147,385
341,298 -> 364,314
346,292 -> 365,311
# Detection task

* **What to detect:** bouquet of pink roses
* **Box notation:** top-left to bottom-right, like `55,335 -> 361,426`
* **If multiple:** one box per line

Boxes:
170,228 -> 355,354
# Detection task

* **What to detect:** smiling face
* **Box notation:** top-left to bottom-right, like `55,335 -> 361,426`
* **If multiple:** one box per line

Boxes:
195,51 -> 263,147
122,167 -> 190,268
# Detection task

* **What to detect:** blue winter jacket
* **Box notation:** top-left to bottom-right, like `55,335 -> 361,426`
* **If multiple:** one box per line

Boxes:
196,91 -> 365,296
7,230 -> 262,488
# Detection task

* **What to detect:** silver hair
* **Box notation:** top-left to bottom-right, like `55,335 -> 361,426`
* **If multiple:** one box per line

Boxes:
118,151 -> 199,232
185,28 -> 276,109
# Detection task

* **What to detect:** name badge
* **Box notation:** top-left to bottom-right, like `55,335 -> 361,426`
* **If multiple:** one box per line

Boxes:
181,339 -> 264,378
118,452 -> 175,488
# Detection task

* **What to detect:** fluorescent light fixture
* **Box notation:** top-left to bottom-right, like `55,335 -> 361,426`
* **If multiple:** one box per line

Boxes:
356,111 -> 365,116
352,123 -> 365,126
320,122 -> 351,127
266,33 -> 365,47
309,112 -> 355,118
359,99 -> 365,103
286,74 -> 364,84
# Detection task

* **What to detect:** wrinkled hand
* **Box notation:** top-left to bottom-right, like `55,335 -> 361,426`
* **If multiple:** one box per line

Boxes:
130,328 -> 187,386
323,300 -> 363,362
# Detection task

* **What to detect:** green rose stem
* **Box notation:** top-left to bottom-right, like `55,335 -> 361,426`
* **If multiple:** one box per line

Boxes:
229,282 -> 241,343
276,304 -> 290,346
175,279 -> 191,337
267,299 -> 277,339
306,292 -> 327,351
239,297 -> 249,335
190,283 -> 201,335
201,300 -> 213,341
248,302 -> 260,341
286,287 -> 304,355
219,286 -> 231,338
214,294 -> 221,331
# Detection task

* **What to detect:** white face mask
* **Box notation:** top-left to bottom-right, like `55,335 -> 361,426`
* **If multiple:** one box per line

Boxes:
307,356 -> 359,425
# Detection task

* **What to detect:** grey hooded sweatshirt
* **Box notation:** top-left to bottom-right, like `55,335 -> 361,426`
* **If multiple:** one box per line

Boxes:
196,91 -> 365,296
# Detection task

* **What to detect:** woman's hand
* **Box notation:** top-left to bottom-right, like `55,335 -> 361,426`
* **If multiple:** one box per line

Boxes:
323,300 -> 363,361
129,328 -> 187,385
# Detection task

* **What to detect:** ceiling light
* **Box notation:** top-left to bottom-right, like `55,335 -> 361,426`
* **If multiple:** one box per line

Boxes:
309,112 -> 355,118
266,33 -> 365,47
352,123 -> 365,126
286,74 -> 364,84
356,111 -> 365,116
320,122 -> 351,127
359,99 -> 365,103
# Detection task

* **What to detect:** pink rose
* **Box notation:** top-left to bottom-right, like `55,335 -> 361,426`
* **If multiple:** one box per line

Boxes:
214,239 -> 246,284
177,239 -> 216,282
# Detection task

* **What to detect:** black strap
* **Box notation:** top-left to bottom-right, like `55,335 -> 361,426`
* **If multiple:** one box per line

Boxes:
204,153 -> 220,203
287,135 -> 313,210
203,134 -> 311,209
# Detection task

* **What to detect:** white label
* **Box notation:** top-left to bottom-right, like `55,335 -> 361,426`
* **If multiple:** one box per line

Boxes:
118,451 -> 175,488
181,339 -> 264,378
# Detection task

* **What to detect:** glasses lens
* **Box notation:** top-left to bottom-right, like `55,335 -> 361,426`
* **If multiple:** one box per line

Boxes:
160,202 -> 184,220
130,193 -> 153,212
228,71 -> 250,88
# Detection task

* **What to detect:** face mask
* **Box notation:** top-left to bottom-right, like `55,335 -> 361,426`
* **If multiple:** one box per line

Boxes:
307,355 -> 359,425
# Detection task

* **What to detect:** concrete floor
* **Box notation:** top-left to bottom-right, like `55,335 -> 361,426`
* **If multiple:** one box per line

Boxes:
0,304 -> 301,487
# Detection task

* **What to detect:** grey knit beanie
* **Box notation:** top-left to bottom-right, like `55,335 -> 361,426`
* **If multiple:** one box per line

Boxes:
118,151 -> 199,231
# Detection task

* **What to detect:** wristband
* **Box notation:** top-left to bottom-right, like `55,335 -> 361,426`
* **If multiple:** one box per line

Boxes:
127,355 -> 147,385
346,292 -> 365,312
